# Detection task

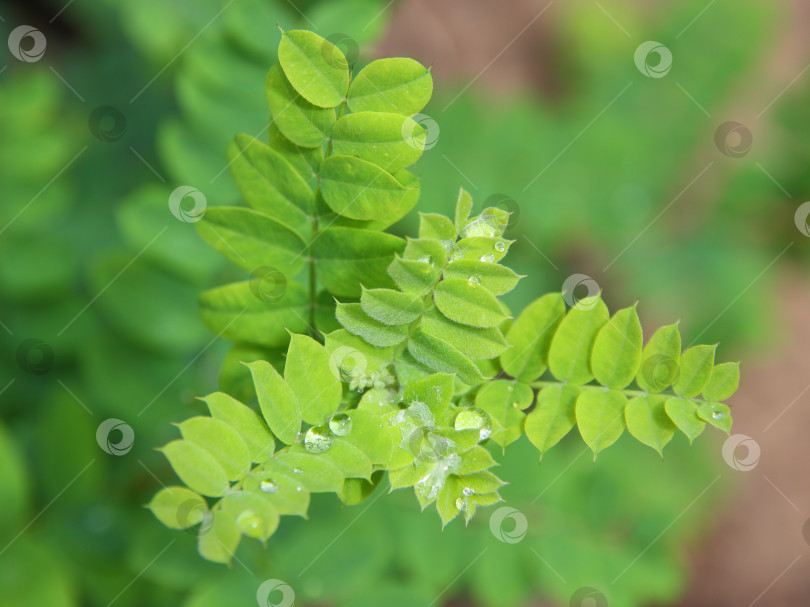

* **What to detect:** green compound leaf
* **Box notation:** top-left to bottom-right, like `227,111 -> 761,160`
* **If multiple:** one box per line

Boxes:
321,155 -> 413,221
407,328 -> 485,386
324,329 -> 394,377
199,280 -> 309,349
436,475 -> 464,528
336,302 -> 409,347
664,397 -> 705,444
591,304 -> 643,389
500,293 -> 565,382
402,373 -> 455,417
697,402 -> 732,434
196,207 -> 306,275
635,322 -> 681,393
443,260 -> 521,296
272,452 -> 344,493
419,212 -> 457,241
360,286 -> 424,326
246,470 -> 310,517
220,491 -> 280,541
433,278 -> 508,329
673,344 -> 717,398
313,227 -> 404,298
459,446 -> 498,475
332,112 -> 425,173
525,385 -> 580,460
454,188 -> 473,233
265,64 -> 335,147
548,295 -> 610,385
197,509 -> 240,565
160,440 -> 229,498
267,122 -> 322,182
474,380 -> 533,447
387,254 -> 442,296
148,487 -> 207,530
176,417 -> 251,480
284,334 -> 342,425
347,57 -> 433,115
228,133 -> 312,233
575,390 -> 627,457
420,307 -> 509,360
201,392 -> 275,464
245,360 -> 301,446
278,29 -> 349,108
701,362 -> 740,401
624,395 -> 675,456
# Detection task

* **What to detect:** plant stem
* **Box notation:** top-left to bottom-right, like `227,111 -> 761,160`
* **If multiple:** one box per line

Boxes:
528,380 -> 714,405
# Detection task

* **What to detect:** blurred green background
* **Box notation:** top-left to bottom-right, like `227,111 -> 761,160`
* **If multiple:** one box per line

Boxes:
2,0 -> 808,605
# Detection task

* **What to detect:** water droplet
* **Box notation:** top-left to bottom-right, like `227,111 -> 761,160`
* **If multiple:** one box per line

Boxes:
260,479 -> 278,494
236,510 -> 262,534
462,486 -> 474,496
480,254 -> 495,263
304,425 -> 332,454
712,411 -> 724,420
329,413 -> 353,437
495,240 -> 506,252
454,407 -> 493,442
461,217 -> 498,238
293,467 -> 303,474
296,485 -> 303,492
455,497 -> 468,511
417,255 -> 432,264
512,401 -> 522,409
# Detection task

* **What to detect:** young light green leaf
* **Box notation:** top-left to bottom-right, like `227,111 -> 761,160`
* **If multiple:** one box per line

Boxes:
245,360 -> 301,445
419,212 -> 457,241
701,362 -> 740,402
201,392 -> 275,464
459,445 -> 499,475
360,287 -> 423,326
624,395 -> 675,456
199,280 -> 309,349
278,30 -> 349,108
347,57 -> 432,115
443,260 -> 521,296
321,155 -> 412,221
265,64 -> 335,147
454,187 -> 473,233
342,409 -> 399,466
697,402 -> 732,433
338,472 -> 385,506
664,397 -> 705,443
324,329 -> 394,377
591,305 -> 643,389
474,380 -> 533,447
177,417 -> 251,480
548,296 -> 610,385
420,307 -> 509,360
302,439 -> 373,480
387,254 -> 442,296
246,471 -> 309,517
575,390 -> 627,456
272,452 -> 344,493
196,207 -> 306,275
673,345 -> 716,398
407,329 -> 485,386
197,510 -> 240,564
228,133 -> 312,233
284,334 -> 342,425
313,228 -> 405,298
454,236 -> 512,263
148,486 -> 207,530
436,475 -> 463,528
332,112 -> 425,173
267,122 -> 322,182
160,440 -> 229,497
220,491 -> 280,541
336,302 -> 409,347
461,471 -> 506,495
635,322 -> 681,393
500,293 -> 565,382
402,373 -> 455,417
402,237 -> 447,267
433,278 -> 508,329
525,385 -> 580,460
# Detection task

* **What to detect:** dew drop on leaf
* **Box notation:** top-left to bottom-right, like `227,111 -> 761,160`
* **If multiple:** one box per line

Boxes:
462,486 -> 474,496
712,411 -> 723,420
417,255 -> 432,264
494,241 -> 506,252
454,407 -> 493,441
455,497 -> 468,511
480,254 -> 495,263
329,413 -> 353,436
260,479 -> 278,494
304,425 -> 332,454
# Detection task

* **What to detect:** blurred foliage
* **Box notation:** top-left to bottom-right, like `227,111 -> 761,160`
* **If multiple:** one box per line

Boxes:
0,0 -> 798,605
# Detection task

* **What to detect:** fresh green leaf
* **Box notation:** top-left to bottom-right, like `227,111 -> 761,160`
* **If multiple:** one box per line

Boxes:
321,155 -> 412,221
635,322 -> 681,393
673,345 -> 716,398
220,491 -> 280,541
624,395 -> 675,455
402,373 -> 455,417
278,29 -> 349,108
420,307 -> 509,359
245,360 -> 301,445
332,112 -> 425,173
148,486 -> 207,530
177,417 -> 251,480
701,362 -> 740,401
591,305 -> 643,389
419,212 -> 456,241
197,510 -> 240,564
347,57 -> 432,115
474,380 -> 533,447
160,440 -> 229,497
454,187 -> 473,233
265,64 -> 335,147
201,392 -> 275,464
548,295 -> 610,385
407,329 -> 485,386
525,385 -> 580,459
664,398 -> 706,443
433,279 -> 508,328
336,302 -> 409,347
697,402 -> 732,433
575,390 -> 627,456
387,254 -> 442,296
500,293 -> 565,382
443,260 -> 521,296
360,287 -> 423,326
284,334 -> 342,425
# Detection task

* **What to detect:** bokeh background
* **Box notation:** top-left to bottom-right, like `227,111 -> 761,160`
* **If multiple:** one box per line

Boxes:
1,0 -> 809,605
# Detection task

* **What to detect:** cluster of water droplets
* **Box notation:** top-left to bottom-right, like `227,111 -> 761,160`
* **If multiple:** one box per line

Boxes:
453,407 -> 493,442
303,412 -> 355,454
455,486 -> 476,512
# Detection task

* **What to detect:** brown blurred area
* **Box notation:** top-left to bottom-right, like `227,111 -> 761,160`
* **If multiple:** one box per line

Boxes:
377,1 -> 810,605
